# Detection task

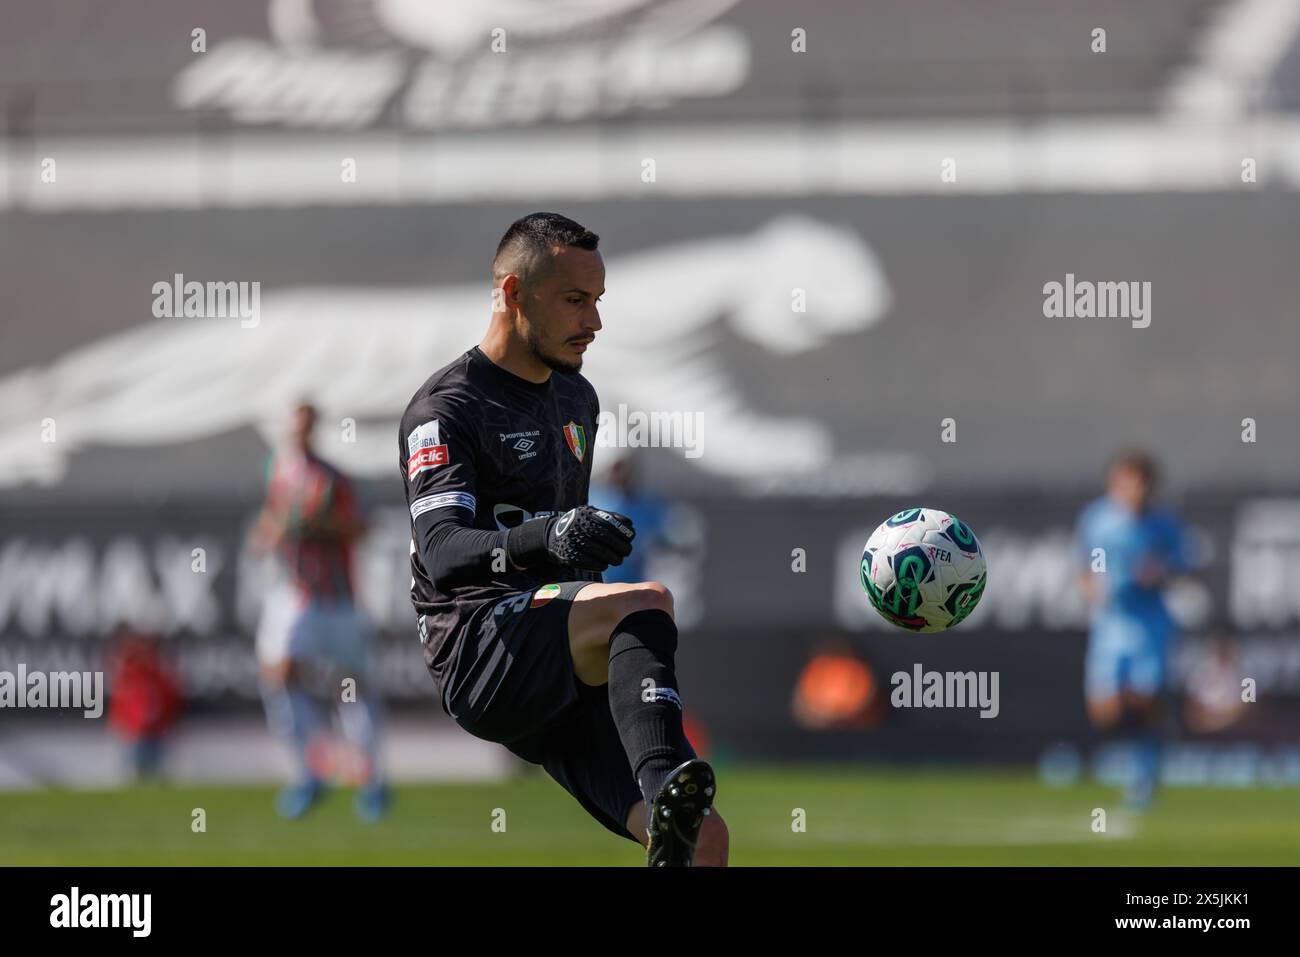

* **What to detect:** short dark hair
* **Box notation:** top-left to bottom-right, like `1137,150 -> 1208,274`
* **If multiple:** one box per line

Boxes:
1108,448 -> 1158,485
491,212 -> 599,284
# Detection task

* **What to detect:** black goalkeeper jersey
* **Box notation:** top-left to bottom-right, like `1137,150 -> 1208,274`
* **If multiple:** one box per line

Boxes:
399,345 -> 602,692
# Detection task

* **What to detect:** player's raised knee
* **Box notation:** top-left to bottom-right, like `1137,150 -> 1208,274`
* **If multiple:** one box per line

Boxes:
626,580 -> 673,619
579,581 -> 674,648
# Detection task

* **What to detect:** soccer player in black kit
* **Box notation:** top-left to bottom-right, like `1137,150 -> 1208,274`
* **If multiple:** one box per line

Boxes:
399,212 -> 727,866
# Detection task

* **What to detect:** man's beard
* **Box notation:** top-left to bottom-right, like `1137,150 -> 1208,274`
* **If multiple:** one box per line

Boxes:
526,329 -> 582,374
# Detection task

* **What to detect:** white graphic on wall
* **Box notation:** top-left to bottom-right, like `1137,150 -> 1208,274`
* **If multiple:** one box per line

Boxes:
0,216 -> 892,489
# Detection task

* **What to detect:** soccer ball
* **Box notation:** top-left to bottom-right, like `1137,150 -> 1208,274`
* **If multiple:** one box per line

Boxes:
860,507 -> 987,632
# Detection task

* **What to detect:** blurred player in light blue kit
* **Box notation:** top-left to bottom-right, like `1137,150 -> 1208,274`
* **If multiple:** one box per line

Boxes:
589,451 -> 665,585
1075,450 -> 1195,809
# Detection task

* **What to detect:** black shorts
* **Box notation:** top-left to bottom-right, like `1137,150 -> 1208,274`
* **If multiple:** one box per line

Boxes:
441,580 -> 644,843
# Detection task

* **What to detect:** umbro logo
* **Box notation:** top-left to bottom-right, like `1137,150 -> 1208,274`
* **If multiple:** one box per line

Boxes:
498,430 -> 541,459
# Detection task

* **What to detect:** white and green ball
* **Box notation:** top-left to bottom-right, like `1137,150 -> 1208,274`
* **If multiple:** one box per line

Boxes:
860,507 -> 987,632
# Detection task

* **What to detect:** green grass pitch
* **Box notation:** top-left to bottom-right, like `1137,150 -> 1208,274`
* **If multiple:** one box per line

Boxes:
2,766 -> 1296,865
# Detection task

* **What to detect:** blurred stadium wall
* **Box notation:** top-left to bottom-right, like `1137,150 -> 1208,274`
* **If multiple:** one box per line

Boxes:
3,0 -> 1300,785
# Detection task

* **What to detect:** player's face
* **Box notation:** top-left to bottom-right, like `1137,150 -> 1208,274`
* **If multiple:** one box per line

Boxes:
520,246 -> 605,374
1107,464 -> 1151,513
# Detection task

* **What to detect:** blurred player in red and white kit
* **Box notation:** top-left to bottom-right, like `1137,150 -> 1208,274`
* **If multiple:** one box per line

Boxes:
252,401 -> 389,821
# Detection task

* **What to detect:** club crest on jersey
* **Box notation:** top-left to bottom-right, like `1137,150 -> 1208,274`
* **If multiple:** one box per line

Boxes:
563,421 -> 587,462
530,583 -> 562,608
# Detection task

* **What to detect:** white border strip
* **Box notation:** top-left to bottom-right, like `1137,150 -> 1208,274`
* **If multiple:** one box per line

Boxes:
5,117 -> 1300,210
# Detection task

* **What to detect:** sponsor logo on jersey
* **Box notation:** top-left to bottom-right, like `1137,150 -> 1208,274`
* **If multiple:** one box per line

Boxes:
407,444 -> 449,478
497,429 -> 541,460
407,420 -> 441,455
530,583 -> 562,608
563,421 -> 587,462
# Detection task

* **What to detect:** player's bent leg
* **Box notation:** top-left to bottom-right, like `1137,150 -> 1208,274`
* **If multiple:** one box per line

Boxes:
623,800 -> 730,867
695,810 -> 729,867
259,659 -> 292,687
266,658 -> 330,819
1084,640 -> 1124,730
565,580 -> 710,860
257,660 -> 294,761
566,581 -> 674,687
1121,690 -> 1161,720
1119,686 -> 1165,810
1086,693 -> 1122,729
319,603 -> 390,821
645,758 -> 719,866
625,800 -> 648,846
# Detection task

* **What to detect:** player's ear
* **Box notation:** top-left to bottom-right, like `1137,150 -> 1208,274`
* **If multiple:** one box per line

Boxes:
498,274 -> 523,311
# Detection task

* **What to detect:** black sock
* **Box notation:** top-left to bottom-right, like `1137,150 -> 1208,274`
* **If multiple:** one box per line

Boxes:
607,609 -> 692,821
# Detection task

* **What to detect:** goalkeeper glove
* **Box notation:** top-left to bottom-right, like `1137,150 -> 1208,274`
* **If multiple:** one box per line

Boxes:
506,506 -> 636,572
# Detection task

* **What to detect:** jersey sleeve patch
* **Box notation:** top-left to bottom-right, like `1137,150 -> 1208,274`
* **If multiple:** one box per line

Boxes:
410,491 -> 476,521
406,419 -> 450,479
407,420 -> 441,455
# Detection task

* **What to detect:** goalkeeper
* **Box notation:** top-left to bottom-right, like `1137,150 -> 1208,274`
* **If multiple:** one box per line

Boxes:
398,212 -> 726,866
